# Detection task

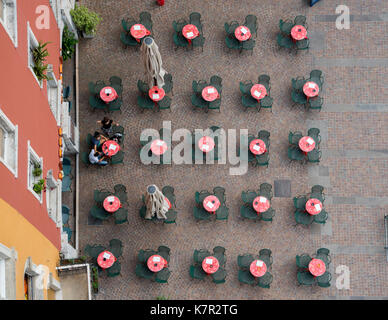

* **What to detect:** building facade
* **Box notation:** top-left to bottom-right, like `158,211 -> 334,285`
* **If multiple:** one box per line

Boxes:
0,0 -> 78,300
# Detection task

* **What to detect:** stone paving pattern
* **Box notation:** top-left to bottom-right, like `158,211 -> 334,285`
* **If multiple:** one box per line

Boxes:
77,0 -> 388,299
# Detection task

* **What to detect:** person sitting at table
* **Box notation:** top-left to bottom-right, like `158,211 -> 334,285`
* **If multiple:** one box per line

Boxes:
88,149 -> 108,166
97,117 -> 119,136
91,131 -> 108,152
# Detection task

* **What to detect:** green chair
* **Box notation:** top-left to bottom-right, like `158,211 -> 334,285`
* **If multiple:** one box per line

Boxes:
109,76 -> 122,86
208,98 -> 221,112
238,269 -> 255,285
317,272 -> 331,288
84,244 -> 105,259
195,190 -> 211,204
94,189 -> 111,203
94,80 -> 106,93
277,33 -> 294,49
107,261 -> 121,277
225,20 -> 239,34
310,70 -> 324,87
258,74 -> 271,94
288,131 -> 303,145
111,83 -> 123,95
114,208 -> 128,224
213,186 -> 226,204
193,249 -> 211,264
139,11 -> 152,31
291,90 -> 308,106
244,15 -> 257,36
310,192 -> 325,203
259,182 -> 272,199
293,196 -> 307,209
216,205 -> 229,221
157,246 -> 171,263
62,157 -> 72,177
261,208 -> 275,222
213,248 -> 226,266
108,98 -> 122,112
164,209 -> 177,224
256,152 -> 269,167
211,268 -> 226,284
240,204 -> 259,220
316,248 -> 331,265
296,39 -> 309,51
307,128 -> 321,146
288,146 -> 305,161
258,249 -> 273,267
296,254 -> 312,268
292,77 -> 306,91
225,35 -> 241,51
242,39 -> 255,55
162,73 -> 173,95
121,18 -> 130,32
88,82 -> 97,95
90,205 -> 110,221
317,248 -> 330,255
62,205 -> 70,224
155,268 -> 171,283
162,186 -> 176,208
192,35 -> 205,52
294,15 -> 307,26
314,209 -> 328,224
308,96 -> 324,111
257,130 -> 270,147
138,249 -> 157,263
239,81 -> 253,95
295,209 -> 314,226
158,96 -> 172,111
311,185 -> 324,194
111,151 -> 125,164
191,94 -> 207,110
86,133 -> 93,147
89,95 -> 107,112
242,94 -> 259,110
241,190 -> 257,204
173,32 -> 188,49
113,184 -> 126,193
260,96 -> 273,111
307,149 -> 321,163
297,271 -> 315,285
135,263 -> 155,280
279,19 -> 294,34
189,265 -> 206,280
193,206 -> 212,220
62,176 -> 72,192
137,80 -> 149,94
172,20 -> 182,33
237,254 -> 255,269
120,32 -> 138,47
257,272 -> 273,288
138,95 -> 155,111
108,239 -> 123,257
210,76 -> 222,93
63,86 -> 70,100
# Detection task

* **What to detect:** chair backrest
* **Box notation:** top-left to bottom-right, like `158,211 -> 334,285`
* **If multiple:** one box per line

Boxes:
310,70 -> 322,79
317,248 -> 330,255
311,185 -> 324,194
294,15 -> 307,26
109,76 -> 122,85
210,75 -> 222,86
137,80 -> 149,93
258,130 -> 270,139
189,12 -> 201,23
258,74 -> 270,84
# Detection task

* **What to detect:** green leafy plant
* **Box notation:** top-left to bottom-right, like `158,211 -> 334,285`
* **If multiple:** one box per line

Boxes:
32,42 -> 51,81
33,179 -> 45,194
156,296 -> 169,300
62,25 -> 78,61
32,162 -> 42,177
70,5 -> 102,35
91,266 -> 99,293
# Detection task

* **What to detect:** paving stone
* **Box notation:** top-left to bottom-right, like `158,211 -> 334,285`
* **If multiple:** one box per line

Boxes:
274,180 -> 292,198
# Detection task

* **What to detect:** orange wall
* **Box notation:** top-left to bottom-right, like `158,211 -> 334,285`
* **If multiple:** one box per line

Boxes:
0,0 -> 62,249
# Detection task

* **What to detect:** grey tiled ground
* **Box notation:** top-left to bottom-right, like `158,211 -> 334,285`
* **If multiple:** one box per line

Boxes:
77,0 -> 388,299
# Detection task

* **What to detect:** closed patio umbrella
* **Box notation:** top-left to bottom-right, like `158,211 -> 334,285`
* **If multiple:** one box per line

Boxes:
140,37 -> 167,88
144,185 -> 169,220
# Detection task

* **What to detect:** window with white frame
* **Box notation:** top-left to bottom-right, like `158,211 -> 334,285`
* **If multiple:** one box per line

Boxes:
46,67 -> 60,122
0,108 -> 18,177
27,22 -> 41,86
27,141 -> 44,202
0,0 -> 17,46
0,243 -> 17,300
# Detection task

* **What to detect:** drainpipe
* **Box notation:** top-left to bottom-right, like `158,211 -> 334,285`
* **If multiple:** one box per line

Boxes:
384,215 -> 388,262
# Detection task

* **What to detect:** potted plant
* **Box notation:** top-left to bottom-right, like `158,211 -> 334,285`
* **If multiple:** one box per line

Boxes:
91,266 -> 99,294
62,25 -> 78,61
32,162 -> 42,177
33,179 -> 46,194
32,42 -> 51,82
70,5 -> 102,38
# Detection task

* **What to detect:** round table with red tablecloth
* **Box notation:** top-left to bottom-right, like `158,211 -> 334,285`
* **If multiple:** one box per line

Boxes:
201,86 -> 219,102
203,195 -> 220,213
103,195 -> 121,213
150,139 -> 168,155
298,136 -> 316,153
100,86 -> 118,103
130,24 -> 150,40
182,24 -> 199,41
291,25 -> 307,41
250,84 -> 267,100
305,198 -> 323,215
148,86 -> 165,102
250,259 -> 267,277
198,136 -> 215,153
252,196 -> 270,213
97,251 -> 117,269
234,25 -> 251,41
102,140 -> 120,157
147,254 -> 167,272
249,139 -> 266,155
309,258 -> 326,277
303,81 -> 319,98
202,256 -> 219,274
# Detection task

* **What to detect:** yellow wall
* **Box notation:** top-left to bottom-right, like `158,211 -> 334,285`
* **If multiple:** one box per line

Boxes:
0,199 -> 60,300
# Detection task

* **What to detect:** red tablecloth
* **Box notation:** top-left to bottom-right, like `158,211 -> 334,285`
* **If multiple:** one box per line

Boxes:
303,81 -> 319,98
250,259 -> 267,277
148,86 -> 165,102
102,140 -> 120,156
150,139 -> 168,155
182,24 -> 199,40
147,254 -> 167,272
234,25 -> 251,41
250,84 -> 267,100
305,198 -> 323,215
249,139 -> 266,155
252,196 -> 270,213
103,195 -> 121,213
203,195 -> 220,213
198,136 -> 215,153
298,136 -> 316,153
130,24 -> 150,40
100,86 -> 118,103
202,256 -> 219,274
97,251 -> 116,269
291,25 -> 307,41
164,196 -> 172,209
309,258 -> 326,277
201,86 -> 219,102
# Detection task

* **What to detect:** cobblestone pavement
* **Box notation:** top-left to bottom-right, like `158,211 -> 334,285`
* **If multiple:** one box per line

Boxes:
77,0 -> 388,299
